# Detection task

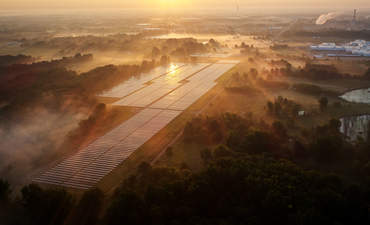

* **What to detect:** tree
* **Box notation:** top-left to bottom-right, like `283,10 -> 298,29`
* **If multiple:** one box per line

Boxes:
267,101 -> 274,114
311,135 -> 343,163
165,147 -> 173,158
213,145 -> 233,158
160,55 -> 170,65
272,121 -> 287,138
67,189 -> 104,225
21,184 -> 74,225
319,97 -> 328,112
151,47 -> 161,58
200,148 -> 213,163
104,191 -> 147,225
243,131 -> 274,154
104,157 -> 370,225
364,68 -> 370,80
328,119 -> 341,132
0,179 -> 11,202
138,162 -> 152,174
250,68 -> 258,79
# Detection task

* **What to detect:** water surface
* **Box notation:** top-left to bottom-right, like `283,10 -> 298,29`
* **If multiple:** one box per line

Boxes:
340,115 -> 370,142
340,88 -> 370,104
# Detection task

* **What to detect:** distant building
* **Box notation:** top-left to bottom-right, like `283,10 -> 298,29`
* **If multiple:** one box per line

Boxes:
311,40 -> 370,57
298,111 -> 306,116
310,43 -> 345,51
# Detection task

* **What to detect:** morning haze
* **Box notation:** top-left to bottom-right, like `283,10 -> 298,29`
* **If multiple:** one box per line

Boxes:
1,0 -> 370,9
1,1 -> 370,225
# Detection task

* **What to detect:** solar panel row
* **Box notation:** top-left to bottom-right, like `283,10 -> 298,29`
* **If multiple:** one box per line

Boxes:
113,63 -> 210,107
150,63 -> 235,110
61,109 -> 181,189
149,64 -> 223,109
168,64 -> 234,110
99,63 -> 185,98
33,108 -> 164,187
216,60 -> 241,64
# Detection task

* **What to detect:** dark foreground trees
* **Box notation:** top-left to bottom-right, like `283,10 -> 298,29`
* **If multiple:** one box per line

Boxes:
105,157 -> 370,225
20,184 -> 74,225
0,179 -> 11,202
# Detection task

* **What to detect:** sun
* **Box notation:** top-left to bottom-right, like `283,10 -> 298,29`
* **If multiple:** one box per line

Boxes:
157,0 -> 187,8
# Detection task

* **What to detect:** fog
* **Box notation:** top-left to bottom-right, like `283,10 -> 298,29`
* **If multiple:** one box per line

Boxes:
1,0 -> 370,9
0,105 -> 86,187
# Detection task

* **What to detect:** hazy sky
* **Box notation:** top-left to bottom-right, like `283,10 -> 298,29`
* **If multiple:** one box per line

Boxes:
1,0 -> 369,9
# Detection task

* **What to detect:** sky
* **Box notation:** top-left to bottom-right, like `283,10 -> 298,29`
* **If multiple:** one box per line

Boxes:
1,0 -> 369,9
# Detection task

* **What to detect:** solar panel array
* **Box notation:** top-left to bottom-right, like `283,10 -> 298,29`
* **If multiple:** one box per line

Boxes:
113,64 -> 210,107
33,109 -> 181,189
99,63 -> 185,98
150,63 -> 235,110
216,60 -> 241,64
34,61 -> 238,189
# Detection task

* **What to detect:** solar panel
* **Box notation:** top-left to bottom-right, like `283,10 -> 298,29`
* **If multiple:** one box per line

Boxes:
216,60 -> 241,64
150,63 -> 234,110
34,109 -> 181,189
113,64 -> 210,107
33,108 -> 162,187
149,64 -> 221,109
59,109 -> 181,189
99,63 -> 185,98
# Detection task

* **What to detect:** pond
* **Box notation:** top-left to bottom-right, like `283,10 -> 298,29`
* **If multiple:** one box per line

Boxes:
340,115 -> 370,142
340,88 -> 370,104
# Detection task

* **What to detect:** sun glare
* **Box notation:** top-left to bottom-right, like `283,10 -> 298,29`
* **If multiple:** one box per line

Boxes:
157,0 -> 188,8
168,63 -> 178,75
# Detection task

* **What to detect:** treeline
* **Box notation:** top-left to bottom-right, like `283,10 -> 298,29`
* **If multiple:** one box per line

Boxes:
162,38 -> 220,60
224,70 -> 260,95
292,83 -> 338,96
284,63 -> 348,80
21,33 -> 135,56
0,54 -> 165,121
283,29 -> 370,40
270,43 -> 289,50
0,54 -> 34,67
0,54 -> 93,121
0,53 -> 93,99
20,33 -> 219,60
268,60 -> 370,81
226,69 -> 290,93
267,96 -> 301,119
0,181 -> 104,225
238,42 -> 260,55
183,112 -> 370,172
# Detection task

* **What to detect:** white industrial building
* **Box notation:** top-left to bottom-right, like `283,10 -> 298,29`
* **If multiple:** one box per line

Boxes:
311,40 -> 370,57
